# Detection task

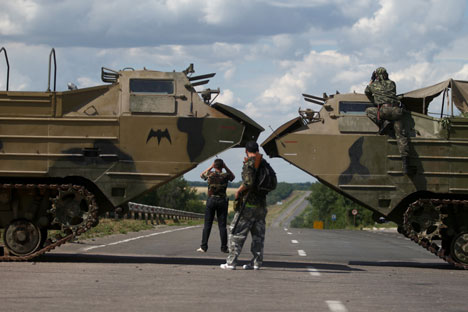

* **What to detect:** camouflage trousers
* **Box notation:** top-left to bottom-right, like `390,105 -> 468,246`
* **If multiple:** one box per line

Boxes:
226,205 -> 267,267
366,105 -> 409,157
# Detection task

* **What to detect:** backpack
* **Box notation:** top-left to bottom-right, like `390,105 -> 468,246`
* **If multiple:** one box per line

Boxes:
256,159 -> 277,194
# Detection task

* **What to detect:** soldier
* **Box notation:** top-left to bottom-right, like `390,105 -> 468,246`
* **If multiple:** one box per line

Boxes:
197,158 -> 235,253
220,141 -> 267,270
365,67 -> 410,174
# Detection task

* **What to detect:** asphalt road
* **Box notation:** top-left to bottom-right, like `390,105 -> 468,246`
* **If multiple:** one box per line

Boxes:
1,224 -> 467,312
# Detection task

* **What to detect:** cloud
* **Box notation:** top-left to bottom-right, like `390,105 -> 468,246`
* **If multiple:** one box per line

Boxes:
343,0 -> 467,61
454,64 -> 468,80
217,89 -> 237,106
0,0 -> 356,47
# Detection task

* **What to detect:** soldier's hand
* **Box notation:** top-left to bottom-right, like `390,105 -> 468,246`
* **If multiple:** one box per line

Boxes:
233,199 -> 241,212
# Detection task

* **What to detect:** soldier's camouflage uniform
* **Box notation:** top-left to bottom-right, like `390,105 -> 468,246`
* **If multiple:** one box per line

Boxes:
226,154 -> 267,267
365,68 -> 409,157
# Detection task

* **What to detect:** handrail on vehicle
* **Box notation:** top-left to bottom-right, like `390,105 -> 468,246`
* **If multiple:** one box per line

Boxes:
0,47 -> 10,91
47,48 -> 57,92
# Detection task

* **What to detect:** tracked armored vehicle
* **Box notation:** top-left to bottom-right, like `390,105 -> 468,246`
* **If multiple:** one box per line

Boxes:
262,79 -> 468,268
0,48 -> 263,260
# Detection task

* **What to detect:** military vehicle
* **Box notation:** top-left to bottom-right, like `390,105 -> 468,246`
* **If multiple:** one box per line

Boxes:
0,48 -> 263,260
262,78 -> 468,269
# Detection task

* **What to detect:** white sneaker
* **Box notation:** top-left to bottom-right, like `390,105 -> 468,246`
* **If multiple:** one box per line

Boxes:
242,264 -> 260,270
220,263 -> 236,270
196,248 -> 206,253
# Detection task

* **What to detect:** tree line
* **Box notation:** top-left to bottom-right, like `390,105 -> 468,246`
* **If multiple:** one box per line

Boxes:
134,177 -> 377,230
189,180 -> 312,205
291,182 -> 374,229
134,178 -> 312,214
135,177 -> 205,213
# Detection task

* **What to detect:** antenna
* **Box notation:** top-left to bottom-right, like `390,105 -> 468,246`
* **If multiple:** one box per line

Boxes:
269,125 -> 285,148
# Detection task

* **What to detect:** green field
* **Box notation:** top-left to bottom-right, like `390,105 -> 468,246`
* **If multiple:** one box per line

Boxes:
193,186 -> 237,197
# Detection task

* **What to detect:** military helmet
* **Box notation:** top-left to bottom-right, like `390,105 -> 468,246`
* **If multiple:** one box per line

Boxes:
375,67 -> 387,75
374,67 -> 389,80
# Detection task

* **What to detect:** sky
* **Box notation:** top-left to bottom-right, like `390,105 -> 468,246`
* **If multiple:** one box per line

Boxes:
1,0 -> 468,183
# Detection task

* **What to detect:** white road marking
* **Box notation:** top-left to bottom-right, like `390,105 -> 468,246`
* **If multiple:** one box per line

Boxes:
307,267 -> 321,277
287,232 -> 293,235
219,140 -> 234,144
291,240 -> 299,244
326,300 -> 348,312
82,226 -> 198,251
298,249 -> 307,256
284,153 -> 298,156
284,228 -> 288,231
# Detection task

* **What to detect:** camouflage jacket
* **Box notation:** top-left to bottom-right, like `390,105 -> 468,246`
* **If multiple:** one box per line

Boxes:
241,154 -> 267,207
365,79 -> 399,106
201,170 -> 234,197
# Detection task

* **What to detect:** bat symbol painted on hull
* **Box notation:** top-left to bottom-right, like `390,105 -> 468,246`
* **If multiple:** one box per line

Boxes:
146,128 -> 172,145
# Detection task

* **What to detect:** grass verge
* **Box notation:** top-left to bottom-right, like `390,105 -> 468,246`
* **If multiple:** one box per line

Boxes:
266,190 -> 304,226
49,218 -> 204,241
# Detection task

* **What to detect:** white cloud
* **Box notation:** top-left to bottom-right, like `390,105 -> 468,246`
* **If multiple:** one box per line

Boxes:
0,0 -> 38,35
77,76 -> 100,88
217,89 -> 236,106
454,64 -> 468,80
344,0 -> 466,60
244,101 -> 262,118
260,50 -> 351,109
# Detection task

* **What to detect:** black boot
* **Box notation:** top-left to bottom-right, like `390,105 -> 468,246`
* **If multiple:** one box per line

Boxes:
379,120 -> 392,135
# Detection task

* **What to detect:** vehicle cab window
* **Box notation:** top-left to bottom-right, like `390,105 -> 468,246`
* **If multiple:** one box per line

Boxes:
129,79 -> 176,114
339,101 -> 373,115
130,79 -> 174,94
338,101 -> 378,133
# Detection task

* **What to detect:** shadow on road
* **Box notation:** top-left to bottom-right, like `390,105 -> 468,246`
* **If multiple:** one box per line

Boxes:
36,253 -> 362,273
348,260 -> 454,270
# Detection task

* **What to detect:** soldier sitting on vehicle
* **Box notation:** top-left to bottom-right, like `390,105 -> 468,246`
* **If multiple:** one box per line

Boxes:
365,67 -> 410,174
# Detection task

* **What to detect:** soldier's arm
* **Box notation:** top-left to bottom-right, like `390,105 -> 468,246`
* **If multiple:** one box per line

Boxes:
365,85 -> 374,103
235,163 -> 255,199
223,163 -> 235,181
200,163 -> 214,180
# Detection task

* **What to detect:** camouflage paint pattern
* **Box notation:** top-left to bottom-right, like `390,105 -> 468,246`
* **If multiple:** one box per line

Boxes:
0,63 -> 263,231
262,92 -> 468,223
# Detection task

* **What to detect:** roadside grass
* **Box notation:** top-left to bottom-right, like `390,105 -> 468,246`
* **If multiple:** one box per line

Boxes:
59,219 -> 153,241
50,217 -> 204,241
359,221 -> 398,230
59,189 -> 304,241
266,190 -> 303,226
194,186 -> 237,197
